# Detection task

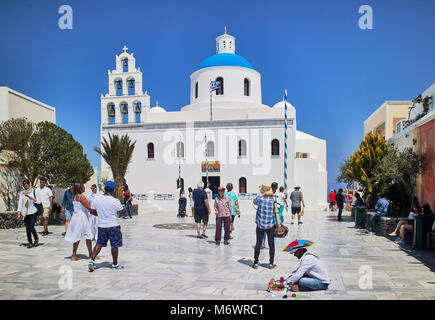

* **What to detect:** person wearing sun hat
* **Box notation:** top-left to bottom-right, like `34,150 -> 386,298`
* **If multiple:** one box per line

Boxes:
252,183 -> 277,269
283,240 -> 331,292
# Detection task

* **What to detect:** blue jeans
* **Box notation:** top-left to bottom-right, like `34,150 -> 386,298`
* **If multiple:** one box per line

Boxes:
298,277 -> 330,291
370,214 -> 381,232
124,202 -> 132,218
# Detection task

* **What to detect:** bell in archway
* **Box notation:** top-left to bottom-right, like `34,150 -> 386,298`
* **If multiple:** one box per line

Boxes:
134,103 -> 141,113
116,81 -> 122,89
129,79 -> 134,88
123,58 -> 128,66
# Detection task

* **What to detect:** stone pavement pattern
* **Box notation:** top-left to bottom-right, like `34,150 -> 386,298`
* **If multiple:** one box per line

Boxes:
0,208 -> 434,300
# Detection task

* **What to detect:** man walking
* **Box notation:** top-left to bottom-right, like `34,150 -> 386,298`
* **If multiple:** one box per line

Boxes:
328,189 -> 336,212
88,181 -> 125,271
61,181 -> 75,236
252,183 -> 277,269
336,188 -> 345,221
37,177 -> 53,236
290,186 -> 305,225
192,181 -> 211,238
369,193 -> 389,234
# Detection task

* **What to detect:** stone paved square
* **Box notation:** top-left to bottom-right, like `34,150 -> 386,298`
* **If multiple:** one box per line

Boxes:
0,209 -> 434,300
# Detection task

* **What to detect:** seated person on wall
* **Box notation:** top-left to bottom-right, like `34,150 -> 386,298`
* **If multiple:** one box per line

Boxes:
391,204 -> 432,245
389,199 -> 421,238
284,246 -> 331,292
369,193 -> 390,234
352,192 -> 365,208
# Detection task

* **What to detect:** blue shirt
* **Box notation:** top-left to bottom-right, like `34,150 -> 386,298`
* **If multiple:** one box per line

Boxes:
192,189 -> 208,215
61,189 -> 73,211
224,191 -> 238,216
376,198 -> 389,216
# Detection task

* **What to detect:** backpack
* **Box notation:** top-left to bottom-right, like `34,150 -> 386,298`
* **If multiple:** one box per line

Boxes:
33,189 -> 44,216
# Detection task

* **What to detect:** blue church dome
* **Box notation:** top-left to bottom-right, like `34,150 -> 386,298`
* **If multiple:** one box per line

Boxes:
199,53 -> 254,70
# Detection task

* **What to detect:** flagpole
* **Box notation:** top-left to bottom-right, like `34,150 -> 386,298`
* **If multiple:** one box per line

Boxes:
284,89 -> 288,194
210,79 -> 213,121
178,135 -> 181,190
205,133 -> 208,189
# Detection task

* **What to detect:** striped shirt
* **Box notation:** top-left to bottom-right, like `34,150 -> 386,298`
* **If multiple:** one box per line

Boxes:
253,195 -> 277,230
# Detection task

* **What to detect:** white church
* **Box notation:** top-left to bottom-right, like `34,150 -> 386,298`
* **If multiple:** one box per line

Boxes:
99,30 -> 328,213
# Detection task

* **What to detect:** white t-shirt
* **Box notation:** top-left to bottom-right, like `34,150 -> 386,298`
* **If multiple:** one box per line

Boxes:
37,187 -> 53,208
91,194 -> 123,228
278,192 -> 286,206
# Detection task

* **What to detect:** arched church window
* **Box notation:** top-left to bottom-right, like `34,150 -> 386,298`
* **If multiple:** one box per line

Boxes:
115,79 -> 123,96
207,141 -> 214,157
121,103 -> 128,124
271,139 -> 279,156
244,78 -> 250,96
195,82 -> 199,99
216,77 -> 224,95
176,178 -> 184,191
177,141 -> 184,158
238,139 -> 247,157
134,102 -> 141,123
122,58 -> 128,72
107,103 -> 115,124
239,177 -> 247,193
147,143 -> 154,159
127,78 -> 135,96
223,40 -> 226,48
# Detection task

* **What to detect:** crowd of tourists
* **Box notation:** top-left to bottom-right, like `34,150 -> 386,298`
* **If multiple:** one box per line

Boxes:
16,178 -> 131,271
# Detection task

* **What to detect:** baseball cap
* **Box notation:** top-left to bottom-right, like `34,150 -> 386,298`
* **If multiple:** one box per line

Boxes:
105,181 -> 115,190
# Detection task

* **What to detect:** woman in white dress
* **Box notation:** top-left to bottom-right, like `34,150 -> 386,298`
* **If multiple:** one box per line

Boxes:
64,183 -> 93,261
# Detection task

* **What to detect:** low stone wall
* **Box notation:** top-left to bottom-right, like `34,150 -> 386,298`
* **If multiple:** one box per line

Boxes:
365,211 -> 407,236
1,204 -> 138,229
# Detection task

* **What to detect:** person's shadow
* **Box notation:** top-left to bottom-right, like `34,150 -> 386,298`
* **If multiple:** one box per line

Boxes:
19,242 -> 44,247
93,261 -> 113,270
64,254 -> 89,260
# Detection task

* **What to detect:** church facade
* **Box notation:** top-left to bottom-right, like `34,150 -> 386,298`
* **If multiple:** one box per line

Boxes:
100,31 -> 327,213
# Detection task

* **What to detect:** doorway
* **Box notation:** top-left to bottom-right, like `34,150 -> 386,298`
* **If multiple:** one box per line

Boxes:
202,176 -> 220,196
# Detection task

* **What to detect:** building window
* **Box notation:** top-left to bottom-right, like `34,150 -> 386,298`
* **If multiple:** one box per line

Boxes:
238,139 -> 247,157
295,152 -> 310,159
206,141 -> 214,157
195,82 -> 198,99
121,103 -> 128,124
177,141 -> 184,158
147,143 -> 154,159
271,139 -> 279,156
244,78 -> 250,96
107,103 -> 115,124
115,79 -> 123,96
216,77 -> 224,95
223,40 -> 226,48
127,78 -> 135,96
239,177 -> 247,193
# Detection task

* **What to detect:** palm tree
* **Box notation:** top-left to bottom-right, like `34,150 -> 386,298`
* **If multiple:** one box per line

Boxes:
94,133 -> 136,199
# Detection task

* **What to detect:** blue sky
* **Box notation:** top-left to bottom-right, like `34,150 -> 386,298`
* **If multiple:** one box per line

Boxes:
1,0 -> 434,191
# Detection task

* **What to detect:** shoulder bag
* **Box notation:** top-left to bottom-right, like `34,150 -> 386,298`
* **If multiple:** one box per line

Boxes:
273,197 -> 288,238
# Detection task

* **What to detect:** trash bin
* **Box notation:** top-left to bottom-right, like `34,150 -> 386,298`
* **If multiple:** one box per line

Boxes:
414,214 -> 435,250
355,206 -> 367,229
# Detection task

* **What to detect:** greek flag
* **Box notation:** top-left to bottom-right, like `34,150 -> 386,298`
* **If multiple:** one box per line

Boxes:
210,81 -> 221,92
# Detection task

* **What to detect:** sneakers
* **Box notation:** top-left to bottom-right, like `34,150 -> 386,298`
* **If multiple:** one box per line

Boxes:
26,243 -> 33,248
298,221 -> 303,225
389,232 -> 398,237
88,260 -> 95,272
201,234 -> 208,238
224,241 -> 230,245
215,241 -> 220,245
197,235 -> 202,239
111,264 -> 124,270
291,221 -> 294,225
268,263 -> 277,269
394,238 -> 404,245
33,240 -> 39,247
252,263 -> 258,269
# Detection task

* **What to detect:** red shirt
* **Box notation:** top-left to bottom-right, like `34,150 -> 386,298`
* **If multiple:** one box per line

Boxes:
329,192 -> 336,202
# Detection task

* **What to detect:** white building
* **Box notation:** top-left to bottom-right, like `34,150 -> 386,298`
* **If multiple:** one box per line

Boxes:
100,31 -> 327,213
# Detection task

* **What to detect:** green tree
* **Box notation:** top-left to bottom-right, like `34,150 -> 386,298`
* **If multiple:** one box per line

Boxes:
93,133 -> 136,199
29,121 -> 93,187
0,117 -> 34,180
374,146 -> 421,215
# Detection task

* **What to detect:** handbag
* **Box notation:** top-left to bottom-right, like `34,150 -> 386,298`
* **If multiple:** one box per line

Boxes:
33,190 -> 44,216
273,197 -> 288,238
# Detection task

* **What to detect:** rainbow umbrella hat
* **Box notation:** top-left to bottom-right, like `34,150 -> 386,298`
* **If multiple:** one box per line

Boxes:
283,240 -> 314,253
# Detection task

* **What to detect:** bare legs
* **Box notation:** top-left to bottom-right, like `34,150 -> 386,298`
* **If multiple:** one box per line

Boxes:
90,245 -> 117,265
71,239 -> 94,261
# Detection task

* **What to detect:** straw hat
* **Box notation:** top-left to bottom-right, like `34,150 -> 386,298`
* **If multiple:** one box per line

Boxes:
258,183 -> 274,196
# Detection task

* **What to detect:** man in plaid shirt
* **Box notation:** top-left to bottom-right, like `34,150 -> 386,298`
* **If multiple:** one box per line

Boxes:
252,183 -> 277,269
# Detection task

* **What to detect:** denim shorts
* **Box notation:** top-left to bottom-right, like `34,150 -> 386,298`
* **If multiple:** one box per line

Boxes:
97,226 -> 123,248
298,277 -> 330,291
64,209 -> 73,220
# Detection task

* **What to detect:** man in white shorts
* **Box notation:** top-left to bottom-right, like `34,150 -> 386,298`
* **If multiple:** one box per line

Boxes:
37,177 -> 53,236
